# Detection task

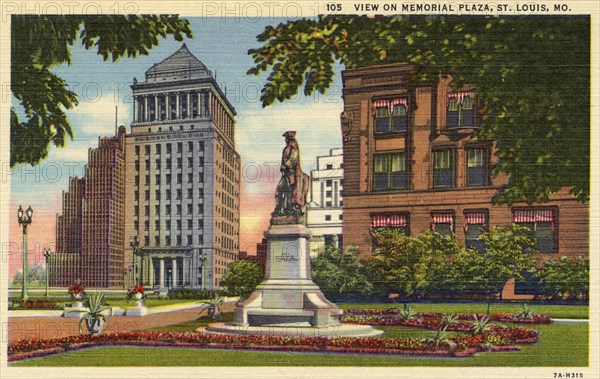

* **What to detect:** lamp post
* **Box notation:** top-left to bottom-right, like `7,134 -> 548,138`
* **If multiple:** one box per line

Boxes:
130,236 -> 142,285
17,206 -> 33,302
198,252 -> 208,290
43,248 -> 51,297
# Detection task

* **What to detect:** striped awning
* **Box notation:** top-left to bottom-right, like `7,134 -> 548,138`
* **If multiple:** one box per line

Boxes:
447,91 -> 472,105
373,98 -> 408,113
465,212 -> 486,231
513,209 -> 555,230
372,214 -> 407,228
432,213 -> 453,224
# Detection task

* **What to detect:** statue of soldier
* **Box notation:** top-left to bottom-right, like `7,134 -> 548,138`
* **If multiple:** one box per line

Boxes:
272,131 -> 309,222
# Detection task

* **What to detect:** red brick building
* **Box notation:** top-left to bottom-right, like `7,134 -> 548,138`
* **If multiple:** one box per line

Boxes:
51,126 -> 127,288
340,63 -> 588,298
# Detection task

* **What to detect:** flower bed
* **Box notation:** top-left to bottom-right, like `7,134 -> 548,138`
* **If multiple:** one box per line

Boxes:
344,309 -> 552,324
8,320 -> 540,362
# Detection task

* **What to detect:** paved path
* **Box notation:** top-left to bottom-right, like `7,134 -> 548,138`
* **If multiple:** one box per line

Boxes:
7,301 -> 237,343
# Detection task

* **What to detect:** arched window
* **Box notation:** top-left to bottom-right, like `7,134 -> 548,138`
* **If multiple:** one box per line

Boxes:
447,92 -> 475,129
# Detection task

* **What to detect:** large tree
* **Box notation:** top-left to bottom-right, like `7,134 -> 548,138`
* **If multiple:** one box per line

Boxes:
11,15 -> 193,167
248,16 -> 590,204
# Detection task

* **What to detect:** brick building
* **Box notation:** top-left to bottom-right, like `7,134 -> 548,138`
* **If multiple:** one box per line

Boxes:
340,63 -> 588,298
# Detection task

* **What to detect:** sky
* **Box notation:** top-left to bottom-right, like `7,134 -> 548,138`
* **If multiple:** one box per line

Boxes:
7,17 -> 344,279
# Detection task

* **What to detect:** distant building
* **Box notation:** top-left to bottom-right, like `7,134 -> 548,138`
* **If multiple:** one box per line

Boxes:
340,63 -> 589,299
52,45 -> 241,290
305,148 -> 344,256
51,127 -> 127,288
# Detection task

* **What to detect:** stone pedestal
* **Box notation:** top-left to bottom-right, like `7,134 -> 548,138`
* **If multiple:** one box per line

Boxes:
125,305 -> 149,317
234,224 -> 342,327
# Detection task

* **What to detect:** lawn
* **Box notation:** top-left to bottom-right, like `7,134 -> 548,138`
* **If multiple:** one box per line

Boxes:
339,303 -> 589,319
11,304 -> 588,367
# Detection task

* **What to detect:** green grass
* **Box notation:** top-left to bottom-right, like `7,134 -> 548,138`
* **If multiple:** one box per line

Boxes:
143,313 -> 236,332
339,303 -> 589,319
11,323 -> 588,367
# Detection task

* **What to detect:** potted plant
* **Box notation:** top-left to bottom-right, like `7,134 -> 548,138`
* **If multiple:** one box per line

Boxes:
68,280 -> 86,308
127,284 -> 147,307
77,292 -> 112,335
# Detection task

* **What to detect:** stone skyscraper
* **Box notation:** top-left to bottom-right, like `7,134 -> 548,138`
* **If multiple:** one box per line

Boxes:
125,44 -> 240,290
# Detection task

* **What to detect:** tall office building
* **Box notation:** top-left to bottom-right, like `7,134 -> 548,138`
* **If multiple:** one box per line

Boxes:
124,44 -> 240,290
53,45 -> 241,290
51,127 -> 126,288
305,148 -> 344,256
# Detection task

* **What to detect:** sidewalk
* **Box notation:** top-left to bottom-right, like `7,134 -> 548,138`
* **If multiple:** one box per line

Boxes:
7,300 -> 237,343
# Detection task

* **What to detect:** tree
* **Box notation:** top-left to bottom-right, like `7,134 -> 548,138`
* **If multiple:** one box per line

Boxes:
365,230 -> 458,301
220,260 -> 263,301
11,15 -> 193,167
537,256 -> 589,300
248,16 -> 590,204
311,245 -> 374,300
449,224 -> 538,313
11,264 -> 47,286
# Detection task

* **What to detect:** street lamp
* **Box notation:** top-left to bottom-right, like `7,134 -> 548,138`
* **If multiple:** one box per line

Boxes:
130,236 -> 142,285
17,206 -> 33,302
198,252 -> 208,290
43,248 -> 51,297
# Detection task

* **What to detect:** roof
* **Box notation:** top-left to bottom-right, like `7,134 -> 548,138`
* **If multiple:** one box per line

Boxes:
144,43 -> 213,82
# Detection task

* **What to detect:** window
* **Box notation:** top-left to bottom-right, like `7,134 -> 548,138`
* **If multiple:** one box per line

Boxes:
155,160 -> 161,169
187,204 -> 193,214
374,153 -> 407,191
166,143 -> 172,154
155,175 -> 161,185
326,164 -> 333,170
198,220 -> 204,229
134,206 -> 139,216
187,189 -> 193,199
433,149 -> 455,188
467,148 -> 487,186
199,141 -> 204,152
144,190 -> 150,201
166,220 -> 171,229
513,209 -> 557,253
188,173 -> 193,183
155,190 -> 160,200
339,214 -> 343,221
326,180 -> 332,187
176,205 -> 181,215
144,206 -> 149,216
464,211 -> 487,251
155,220 -> 160,231
326,201 -> 332,207
155,236 -> 160,246
156,144 -> 161,154
166,235 -> 171,246
187,235 -> 193,245
447,92 -> 475,129
155,205 -> 160,215
134,220 -> 139,230
198,235 -> 203,244
177,142 -> 182,153
135,146 -> 140,156
326,190 -> 332,197
145,145 -> 150,155
176,189 -> 182,200
144,221 -> 149,231
187,219 -> 193,229
176,235 -> 182,245
145,175 -> 150,185
166,205 -> 171,215
177,174 -> 182,184
325,215 -> 331,221
374,99 -> 408,133
431,212 -> 454,237
177,158 -> 182,169
144,236 -> 149,245
176,220 -> 181,230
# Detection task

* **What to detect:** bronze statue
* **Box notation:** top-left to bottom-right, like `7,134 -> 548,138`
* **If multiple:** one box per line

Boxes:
272,131 -> 309,224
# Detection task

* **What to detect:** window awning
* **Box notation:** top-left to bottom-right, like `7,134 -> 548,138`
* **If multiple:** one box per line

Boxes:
432,213 -> 453,225
373,98 -> 408,113
447,91 -> 472,105
513,209 -> 555,230
465,212 -> 486,231
372,214 -> 407,228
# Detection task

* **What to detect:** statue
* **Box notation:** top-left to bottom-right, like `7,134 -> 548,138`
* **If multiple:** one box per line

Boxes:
271,131 -> 310,224
340,110 -> 353,142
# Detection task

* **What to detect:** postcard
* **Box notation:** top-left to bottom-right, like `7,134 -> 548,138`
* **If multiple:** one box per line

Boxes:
1,1 -> 598,378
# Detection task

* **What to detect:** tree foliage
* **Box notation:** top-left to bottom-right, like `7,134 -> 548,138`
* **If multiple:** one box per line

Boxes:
365,230 -> 458,299
449,224 -> 538,298
248,16 -> 590,203
11,264 -> 47,286
311,245 -> 374,300
219,260 -> 263,301
537,256 -> 589,299
11,15 -> 193,167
